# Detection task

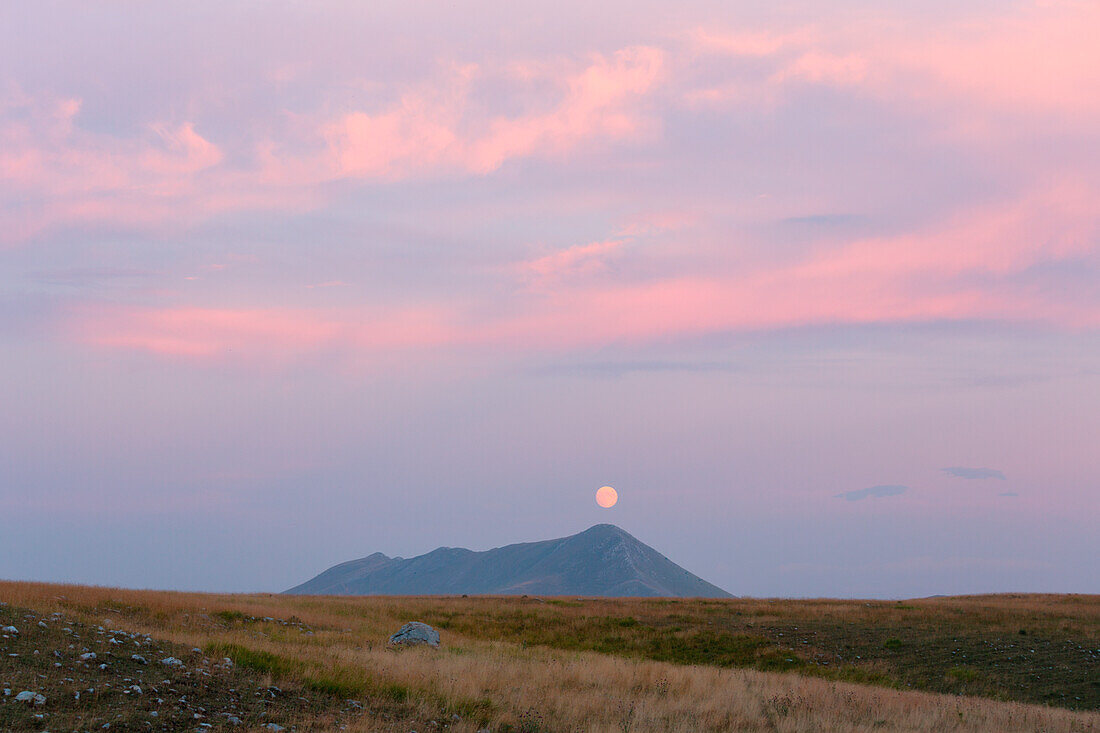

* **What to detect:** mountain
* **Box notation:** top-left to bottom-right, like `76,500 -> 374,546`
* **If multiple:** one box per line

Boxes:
285,524 -> 731,598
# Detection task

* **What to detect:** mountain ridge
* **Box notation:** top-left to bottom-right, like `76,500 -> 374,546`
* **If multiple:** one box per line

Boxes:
285,524 -> 731,598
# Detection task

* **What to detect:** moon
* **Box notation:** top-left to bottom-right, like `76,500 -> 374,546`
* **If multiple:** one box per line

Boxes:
595,485 -> 618,508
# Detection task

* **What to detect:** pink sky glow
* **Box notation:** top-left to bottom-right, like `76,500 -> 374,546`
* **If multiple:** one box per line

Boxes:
1,1 -> 1097,596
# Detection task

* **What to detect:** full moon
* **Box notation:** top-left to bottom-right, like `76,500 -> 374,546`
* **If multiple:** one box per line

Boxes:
595,485 -> 618,508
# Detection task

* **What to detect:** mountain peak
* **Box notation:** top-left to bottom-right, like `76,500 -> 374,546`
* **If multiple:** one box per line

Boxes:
579,523 -> 629,537
286,525 -> 730,598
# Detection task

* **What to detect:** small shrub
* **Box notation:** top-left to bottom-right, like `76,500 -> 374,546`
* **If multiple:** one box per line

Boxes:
214,610 -> 246,624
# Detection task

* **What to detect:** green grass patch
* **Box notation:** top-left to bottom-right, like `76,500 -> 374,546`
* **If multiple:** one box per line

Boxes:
449,696 -> 496,724
208,643 -> 298,678
947,666 -> 980,682
208,642 -> 411,703
214,609 -> 248,624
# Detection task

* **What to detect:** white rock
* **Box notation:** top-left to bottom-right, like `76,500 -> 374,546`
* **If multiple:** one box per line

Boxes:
161,656 -> 185,667
15,690 -> 46,705
2,625 -> 17,634
132,654 -> 148,663
264,725 -> 285,732
388,621 -> 440,647
37,621 -> 48,629
80,652 -> 97,660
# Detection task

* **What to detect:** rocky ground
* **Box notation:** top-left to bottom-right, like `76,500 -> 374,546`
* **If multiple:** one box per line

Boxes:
0,601 -> 355,732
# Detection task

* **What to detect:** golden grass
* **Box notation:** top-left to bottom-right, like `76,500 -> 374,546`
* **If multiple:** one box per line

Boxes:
2,581 -> 1097,732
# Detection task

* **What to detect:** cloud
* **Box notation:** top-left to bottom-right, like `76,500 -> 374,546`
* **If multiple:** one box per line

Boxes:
942,467 -> 1007,480
999,492 -> 1019,498
771,51 -> 868,86
69,304 -> 458,362
58,176 -> 1100,363
687,28 -> 810,58
258,46 -> 664,185
515,238 -> 627,289
834,485 -> 908,501
1,47 -> 664,243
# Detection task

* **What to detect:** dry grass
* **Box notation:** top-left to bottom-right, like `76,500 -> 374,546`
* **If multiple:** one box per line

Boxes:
1,581 -> 1097,732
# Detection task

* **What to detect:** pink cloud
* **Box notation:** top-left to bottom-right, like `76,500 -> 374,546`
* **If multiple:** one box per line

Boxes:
0,89 -> 312,244
76,307 -> 342,358
880,2 -> 1100,116
497,183 -> 1100,347
772,52 -> 867,86
8,0 -> 1098,245
2,47 -> 664,242
463,46 -> 664,173
72,304 -> 459,362
141,123 -> 224,178
795,183 -> 1098,281
517,239 -> 627,286
311,46 -> 664,181
321,94 -> 460,179
687,28 -> 811,58
65,182 -> 1100,365
684,2 -> 1100,116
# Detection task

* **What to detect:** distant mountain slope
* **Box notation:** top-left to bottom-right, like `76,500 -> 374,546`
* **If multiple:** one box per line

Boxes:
285,524 -> 732,598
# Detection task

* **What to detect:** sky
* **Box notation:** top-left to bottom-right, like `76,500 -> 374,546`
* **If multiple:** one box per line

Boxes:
1,1 -> 1098,598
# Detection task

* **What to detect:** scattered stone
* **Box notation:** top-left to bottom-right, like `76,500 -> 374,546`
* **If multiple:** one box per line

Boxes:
2,625 -> 18,634
132,653 -> 148,663
161,656 -> 185,667
14,690 -> 47,706
80,652 -> 97,660
388,621 -> 440,647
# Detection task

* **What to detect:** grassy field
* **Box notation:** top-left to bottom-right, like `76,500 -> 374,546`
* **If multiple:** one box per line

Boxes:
1,581 -> 1097,732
